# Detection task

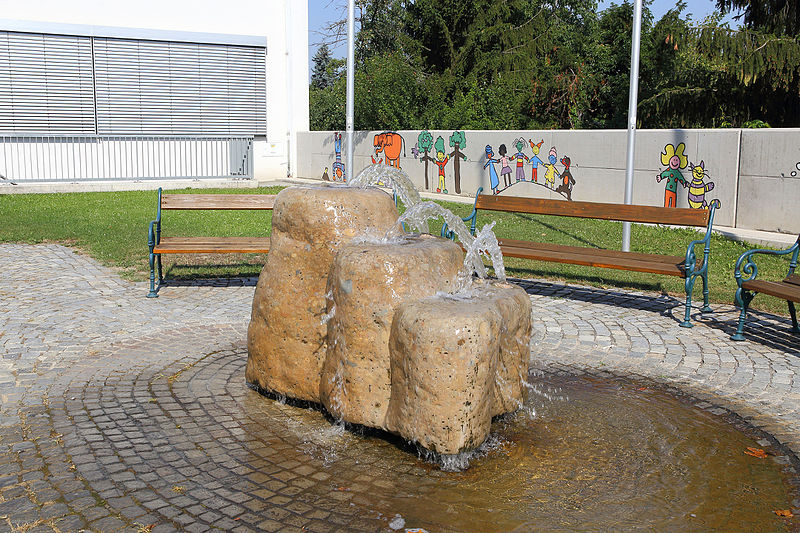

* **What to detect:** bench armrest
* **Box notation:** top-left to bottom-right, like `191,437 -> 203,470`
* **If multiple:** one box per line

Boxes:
148,220 -> 159,250
441,187 -> 483,241
148,187 -> 163,251
683,203 -> 718,278
734,236 -> 800,287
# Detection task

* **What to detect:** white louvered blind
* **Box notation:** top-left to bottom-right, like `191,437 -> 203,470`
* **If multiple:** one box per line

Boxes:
93,38 -> 266,135
0,31 -> 96,134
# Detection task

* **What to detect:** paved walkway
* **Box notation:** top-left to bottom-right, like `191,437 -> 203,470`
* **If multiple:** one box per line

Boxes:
1,244 -> 799,532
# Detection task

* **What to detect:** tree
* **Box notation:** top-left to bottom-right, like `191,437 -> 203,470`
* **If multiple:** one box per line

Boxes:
716,0 -> 799,36
448,131 -> 467,194
354,53 -> 422,130
309,0 -> 800,131
311,44 -> 334,89
417,130 -> 434,190
310,77 -> 345,131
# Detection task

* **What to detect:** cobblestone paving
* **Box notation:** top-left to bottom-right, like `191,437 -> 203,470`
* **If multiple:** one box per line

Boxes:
1,243 -> 799,532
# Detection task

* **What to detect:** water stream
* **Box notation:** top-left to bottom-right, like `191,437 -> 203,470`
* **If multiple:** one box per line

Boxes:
352,164 -> 507,289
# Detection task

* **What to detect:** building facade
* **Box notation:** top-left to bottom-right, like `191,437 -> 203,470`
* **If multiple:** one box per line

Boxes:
0,0 -> 308,183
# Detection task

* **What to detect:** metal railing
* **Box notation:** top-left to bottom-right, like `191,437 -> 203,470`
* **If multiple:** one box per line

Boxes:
0,135 -> 253,182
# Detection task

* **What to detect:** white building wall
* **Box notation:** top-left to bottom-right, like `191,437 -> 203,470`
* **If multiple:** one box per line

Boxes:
0,0 -> 309,182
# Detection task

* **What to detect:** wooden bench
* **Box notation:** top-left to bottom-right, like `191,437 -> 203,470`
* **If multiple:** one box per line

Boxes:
731,236 -> 800,340
445,188 -> 718,327
147,188 -> 276,298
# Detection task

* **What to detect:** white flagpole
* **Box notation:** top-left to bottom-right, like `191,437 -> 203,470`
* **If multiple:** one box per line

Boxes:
622,0 -> 643,252
345,0 -> 355,179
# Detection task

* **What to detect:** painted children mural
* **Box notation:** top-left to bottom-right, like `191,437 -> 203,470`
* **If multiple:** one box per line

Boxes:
528,139 -> 545,183
433,136 -> 449,193
656,142 -> 688,207
498,144 -> 513,188
484,145 -> 501,195
512,138 -> 529,182
477,138 -> 576,200
555,156 -> 575,200
543,147 -> 559,189
687,160 -> 721,209
332,132 -> 346,182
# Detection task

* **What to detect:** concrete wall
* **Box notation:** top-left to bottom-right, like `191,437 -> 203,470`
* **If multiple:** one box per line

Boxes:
298,129 -> 800,234
736,129 -> 800,234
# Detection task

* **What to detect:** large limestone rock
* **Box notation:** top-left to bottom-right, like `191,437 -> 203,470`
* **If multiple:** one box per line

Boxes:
320,234 -> 463,428
475,280 -> 533,415
246,186 -> 399,401
384,282 -> 532,455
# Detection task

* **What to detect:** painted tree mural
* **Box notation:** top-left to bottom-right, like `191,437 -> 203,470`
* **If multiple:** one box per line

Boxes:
417,130 -> 434,191
448,131 -> 467,194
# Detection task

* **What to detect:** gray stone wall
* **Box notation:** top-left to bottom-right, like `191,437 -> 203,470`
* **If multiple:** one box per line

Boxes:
297,128 -> 800,234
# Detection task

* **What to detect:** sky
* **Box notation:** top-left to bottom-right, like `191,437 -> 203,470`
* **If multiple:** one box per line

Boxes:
307,0 -> 740,78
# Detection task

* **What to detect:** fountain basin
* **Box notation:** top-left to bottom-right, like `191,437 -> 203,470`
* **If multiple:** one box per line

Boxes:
247,183 -> 531,456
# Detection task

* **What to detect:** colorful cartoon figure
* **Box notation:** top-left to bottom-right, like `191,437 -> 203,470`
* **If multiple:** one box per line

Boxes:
555,156 -> 575,200
433,136 -> 449,193
656,143 -> 688,207
484,145 -> 500,195
511,138 -> 529,182
527,139 -> 544,182
372,131 -> 405,168
687,160 -> 721,210
498,144 -> 513,188
543,147 -> 559,189
332,132 -> 345,182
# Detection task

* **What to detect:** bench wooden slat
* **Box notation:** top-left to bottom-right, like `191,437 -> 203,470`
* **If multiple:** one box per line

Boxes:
497,241 -> 694,277
742,279 -> 800,303
154,236 -> 270,254
497,238 -> 686,265
475,195 -> 710,227
161,194 -> 277,210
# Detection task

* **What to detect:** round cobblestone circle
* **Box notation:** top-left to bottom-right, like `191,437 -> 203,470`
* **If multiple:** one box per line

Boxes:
4,244 -> 800,533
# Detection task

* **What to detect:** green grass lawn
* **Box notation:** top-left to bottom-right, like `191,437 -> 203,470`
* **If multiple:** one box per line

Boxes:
0,188 -> 794,315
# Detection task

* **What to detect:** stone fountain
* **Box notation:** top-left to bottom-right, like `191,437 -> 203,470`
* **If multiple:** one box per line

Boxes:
247,166 -> 531,457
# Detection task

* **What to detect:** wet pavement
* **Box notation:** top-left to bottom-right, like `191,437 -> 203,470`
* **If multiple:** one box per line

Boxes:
1,243 -> 800,532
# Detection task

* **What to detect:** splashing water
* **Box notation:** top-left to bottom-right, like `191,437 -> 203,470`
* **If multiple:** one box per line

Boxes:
350,164 -> 422,209
395,202 -> 506,290
465,221 -> 506,284
350,165 -> 506,288
396,201 -> 470,243
417,433 -> 508,472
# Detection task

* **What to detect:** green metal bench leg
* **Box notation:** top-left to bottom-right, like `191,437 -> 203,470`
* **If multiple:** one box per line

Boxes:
157,254 -> 163,284
789,301 -> 800,334
731,288 -> 753,341
700,273 -> 712,313
680,276 -> 696,328
147,252 -> 159,298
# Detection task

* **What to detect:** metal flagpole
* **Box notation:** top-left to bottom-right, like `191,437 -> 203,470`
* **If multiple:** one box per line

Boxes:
345,0 -> 355,180
622,0 -> 643,252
